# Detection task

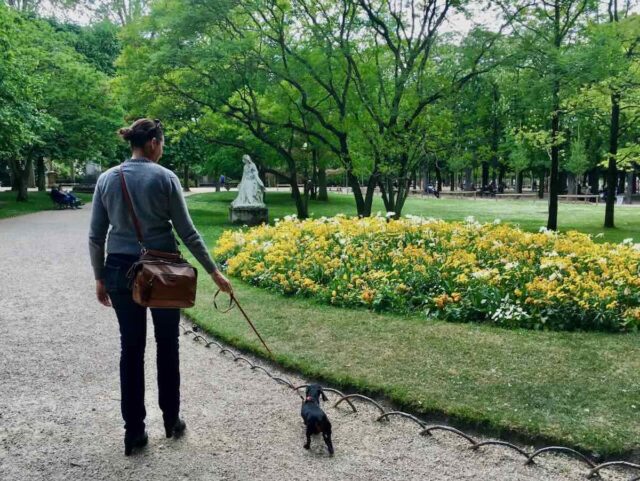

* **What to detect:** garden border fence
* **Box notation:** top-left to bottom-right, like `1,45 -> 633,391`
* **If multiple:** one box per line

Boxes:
180,320 -> 639,480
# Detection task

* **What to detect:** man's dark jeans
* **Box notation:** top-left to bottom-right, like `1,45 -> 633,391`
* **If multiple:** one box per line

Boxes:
104,254 -> 181,435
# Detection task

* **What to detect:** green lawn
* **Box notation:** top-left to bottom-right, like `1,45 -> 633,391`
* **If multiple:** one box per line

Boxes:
0,191 -> 92,219
185,192 -> 640,457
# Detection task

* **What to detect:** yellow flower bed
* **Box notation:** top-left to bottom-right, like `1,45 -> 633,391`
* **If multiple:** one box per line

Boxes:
213,215 -> 640,332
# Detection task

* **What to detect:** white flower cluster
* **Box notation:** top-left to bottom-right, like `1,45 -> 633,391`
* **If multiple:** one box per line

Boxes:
538,226 -> 557,237
491,298 -> 530,323
404,214 -> 438,226
471,269 -> 493,280
232,232 -> 246,246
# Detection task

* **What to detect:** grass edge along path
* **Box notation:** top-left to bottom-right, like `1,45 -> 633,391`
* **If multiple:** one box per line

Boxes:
184,192 -> 640,459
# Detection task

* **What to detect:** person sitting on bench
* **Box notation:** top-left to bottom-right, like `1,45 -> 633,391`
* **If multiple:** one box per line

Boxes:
51,186 -> 82,208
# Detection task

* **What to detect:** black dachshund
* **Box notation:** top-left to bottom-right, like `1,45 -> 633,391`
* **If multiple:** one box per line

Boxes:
300,384 -> 334,455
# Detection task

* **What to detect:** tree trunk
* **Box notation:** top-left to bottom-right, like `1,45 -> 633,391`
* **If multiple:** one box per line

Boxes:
463,168 -> 473,190
481,161 -> 489,188
394,179 -> 411,217
559,171 -> 568,194
588,168 -> 599,195
435,166 -> 442,192
567,173 -> 576,195
182,164 -> 190,192
538,171 -> 545,199
16,174 -> 28,201
317,165 -> 328,201
547,77 -> 561,230
290,182 -> 308,219
604,92 -> 620,228
347,170 -> 366,216
378,178 -> 390,212
617,170 -> 625,194
516,171 -> 523,193
450,173 -> 455,191
36,157 -> 46,191
362,172 -> 378,217
624,171 -> 633,204
14,157 -> 33,202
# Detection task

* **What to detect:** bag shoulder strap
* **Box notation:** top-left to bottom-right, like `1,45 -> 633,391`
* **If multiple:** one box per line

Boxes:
119,165 -> 145,247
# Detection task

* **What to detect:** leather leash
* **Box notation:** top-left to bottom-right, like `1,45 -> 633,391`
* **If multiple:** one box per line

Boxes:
214,290 -> 274,357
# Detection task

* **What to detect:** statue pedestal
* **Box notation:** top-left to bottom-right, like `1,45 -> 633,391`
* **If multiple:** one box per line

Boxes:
229,206 -> 268,226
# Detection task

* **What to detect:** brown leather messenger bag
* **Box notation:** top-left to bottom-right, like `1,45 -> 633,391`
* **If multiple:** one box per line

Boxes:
119,165 -> 198,308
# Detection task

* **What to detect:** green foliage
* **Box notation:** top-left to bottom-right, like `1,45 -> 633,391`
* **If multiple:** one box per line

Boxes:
0,5 -> 123,200
566,136 -> 590,175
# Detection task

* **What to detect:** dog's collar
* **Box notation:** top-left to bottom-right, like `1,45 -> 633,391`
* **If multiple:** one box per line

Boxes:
305,396 -> 316,403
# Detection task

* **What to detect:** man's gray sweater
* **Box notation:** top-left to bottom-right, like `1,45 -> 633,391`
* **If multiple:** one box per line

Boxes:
88,158 -> 217,280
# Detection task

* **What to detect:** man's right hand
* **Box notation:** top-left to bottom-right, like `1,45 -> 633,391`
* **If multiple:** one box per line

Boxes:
211,270 -> 233,294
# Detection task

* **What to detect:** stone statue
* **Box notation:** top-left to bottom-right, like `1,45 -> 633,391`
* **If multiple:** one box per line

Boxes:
231,155 -> 266,207
229,154 -> 268,225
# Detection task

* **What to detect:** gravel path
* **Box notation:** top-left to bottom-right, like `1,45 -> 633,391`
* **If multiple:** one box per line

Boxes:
0,207 -> 627,481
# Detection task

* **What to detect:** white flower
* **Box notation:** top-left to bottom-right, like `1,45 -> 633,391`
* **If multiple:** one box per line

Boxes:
595,233 -> 604,238
232,232 -> 246,246
465,216 -> 476,223
386,211 -> 396,218
539,226 -> 548,233
504,262 -> 519,270
493,218 -> 501,225
622,238 -> 634,245
472,269 -> 493,280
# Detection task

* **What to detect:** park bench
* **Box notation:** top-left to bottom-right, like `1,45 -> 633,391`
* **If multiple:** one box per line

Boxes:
494,193 -> 538,201
274,183 -> 305,191
223,181 -> 239,191
72,183 -> 96,194
439,191 -> 478,199
557,194 -> 600,204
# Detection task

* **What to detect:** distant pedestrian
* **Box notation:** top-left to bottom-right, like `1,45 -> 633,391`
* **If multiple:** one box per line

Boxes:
219,174 -> 226,189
